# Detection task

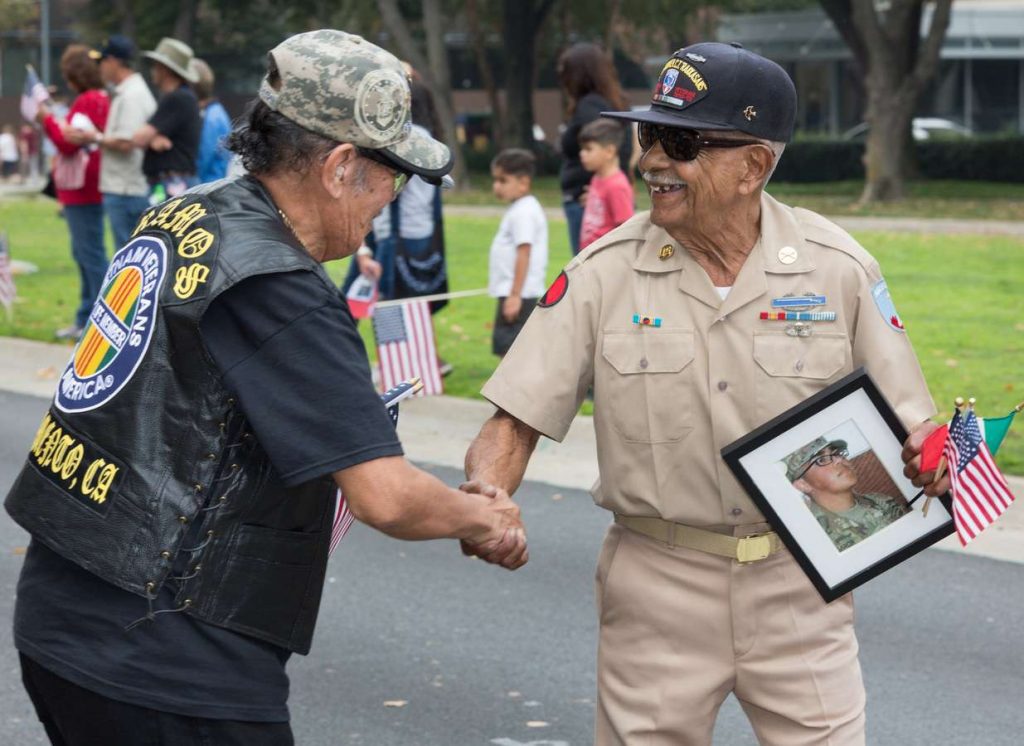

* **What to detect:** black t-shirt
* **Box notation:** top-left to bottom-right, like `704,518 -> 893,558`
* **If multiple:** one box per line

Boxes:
143,85 -> 202,179
14,269 -> 403,721
558,92 -> 634,200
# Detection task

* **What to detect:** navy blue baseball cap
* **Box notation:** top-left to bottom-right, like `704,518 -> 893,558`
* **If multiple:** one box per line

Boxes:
604,42 -> 797,143
97,35 -> 136,62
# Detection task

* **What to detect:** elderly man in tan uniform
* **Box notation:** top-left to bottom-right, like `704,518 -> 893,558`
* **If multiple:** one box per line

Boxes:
465,42 -> 944,745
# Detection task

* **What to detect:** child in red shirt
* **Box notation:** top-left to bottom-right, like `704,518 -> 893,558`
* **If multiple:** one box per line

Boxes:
578,119 -> 634,251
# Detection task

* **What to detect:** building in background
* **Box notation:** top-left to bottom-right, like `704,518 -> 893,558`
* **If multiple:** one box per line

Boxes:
718,0 -> 1024,137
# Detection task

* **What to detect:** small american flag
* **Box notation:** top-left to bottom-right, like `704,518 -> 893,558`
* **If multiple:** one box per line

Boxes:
20,64 -> 50,123
0,232 -> 16,315
329,378 -> 423,555
943,407 -> 1016,545
372,300 -> 443,396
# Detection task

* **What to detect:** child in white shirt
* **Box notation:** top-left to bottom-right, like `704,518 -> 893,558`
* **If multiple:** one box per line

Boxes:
487,148 -> 548,356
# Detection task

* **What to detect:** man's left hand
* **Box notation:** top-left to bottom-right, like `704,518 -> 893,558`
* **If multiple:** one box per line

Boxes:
902,420 -> 950,497
502,296 -> 522,324
150,134 -> 172,152
458,480 -> 529,570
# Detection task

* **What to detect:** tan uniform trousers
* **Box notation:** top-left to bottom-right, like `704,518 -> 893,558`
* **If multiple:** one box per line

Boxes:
595,523 -> 865,746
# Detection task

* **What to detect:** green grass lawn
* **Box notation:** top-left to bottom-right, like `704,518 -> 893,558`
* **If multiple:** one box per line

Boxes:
3,195 -> 1022,473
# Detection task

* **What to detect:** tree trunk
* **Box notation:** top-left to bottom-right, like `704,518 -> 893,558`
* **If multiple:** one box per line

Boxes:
502,1 -> 536,149
377,0 -> 467,188
820,0 -> 953,204
422,0 -> 466,188
112,0 -> 136,38
860,87 -> 916,203
466,0 -> 502,148
172,0 -> 197,47
501,0 -> 555,150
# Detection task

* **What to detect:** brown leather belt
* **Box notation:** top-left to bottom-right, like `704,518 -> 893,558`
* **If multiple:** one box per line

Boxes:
614,514 -> 784,563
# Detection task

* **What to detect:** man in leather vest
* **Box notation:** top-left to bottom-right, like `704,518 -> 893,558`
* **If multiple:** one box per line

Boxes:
7,30 -> 526,746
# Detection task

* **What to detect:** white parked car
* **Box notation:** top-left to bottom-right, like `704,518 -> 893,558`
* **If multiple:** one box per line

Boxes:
842,117 -> 973,141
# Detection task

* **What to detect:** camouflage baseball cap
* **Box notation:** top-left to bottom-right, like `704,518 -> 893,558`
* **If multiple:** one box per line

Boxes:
258,29 -> 453,187
784,437 -> 848,482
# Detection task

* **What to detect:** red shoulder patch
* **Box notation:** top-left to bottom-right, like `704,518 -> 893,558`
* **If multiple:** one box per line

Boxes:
538,271 -> 568,308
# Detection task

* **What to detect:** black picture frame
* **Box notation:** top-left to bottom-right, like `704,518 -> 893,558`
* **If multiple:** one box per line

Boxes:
721,367 -> 954,602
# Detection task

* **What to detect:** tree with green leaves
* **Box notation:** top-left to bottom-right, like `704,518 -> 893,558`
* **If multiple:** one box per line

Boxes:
820,0 -> 954,203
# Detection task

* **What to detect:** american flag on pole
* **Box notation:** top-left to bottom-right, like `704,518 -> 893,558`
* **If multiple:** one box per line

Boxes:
943,407 -> 1016,546
372,300 -> 443,396
329,378 -> 423,555
0,232 -> 16,316
20,64 -> 50,123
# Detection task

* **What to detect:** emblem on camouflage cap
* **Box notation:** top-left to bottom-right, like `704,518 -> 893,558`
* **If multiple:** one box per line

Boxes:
354,68 -> 411,144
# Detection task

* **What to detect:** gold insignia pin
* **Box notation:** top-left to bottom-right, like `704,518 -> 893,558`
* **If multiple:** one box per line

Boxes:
777,246 -> 798,265
659,244 -> 675,260
743,105 -> 757,121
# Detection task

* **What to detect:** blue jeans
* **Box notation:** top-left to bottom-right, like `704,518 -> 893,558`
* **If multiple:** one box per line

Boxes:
63,203 -> 108,329
563,199 -> 584,256
103,193 -> 150,250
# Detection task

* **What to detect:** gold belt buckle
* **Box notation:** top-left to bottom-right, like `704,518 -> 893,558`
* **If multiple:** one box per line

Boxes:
736,533 -> 772,563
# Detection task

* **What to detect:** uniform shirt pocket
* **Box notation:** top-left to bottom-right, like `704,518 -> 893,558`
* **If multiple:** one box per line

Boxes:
600,329 -> 695,443
752,331 -> 850,422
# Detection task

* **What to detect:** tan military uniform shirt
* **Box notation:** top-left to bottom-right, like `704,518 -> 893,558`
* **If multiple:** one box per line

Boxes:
482,192 -> 936,527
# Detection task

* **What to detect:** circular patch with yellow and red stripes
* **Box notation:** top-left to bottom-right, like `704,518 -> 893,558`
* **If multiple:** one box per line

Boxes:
56,237 -> 169,413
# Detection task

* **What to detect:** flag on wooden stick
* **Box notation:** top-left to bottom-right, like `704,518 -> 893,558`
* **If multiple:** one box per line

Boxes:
0,232 -> 17,317
20,64 -> 50,123
943,404 -> 1016,546
372,300 -> 443,396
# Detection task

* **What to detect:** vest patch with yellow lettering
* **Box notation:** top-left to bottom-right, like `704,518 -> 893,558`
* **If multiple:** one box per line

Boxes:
55,236 -> 168,413
26,410 -> 125,515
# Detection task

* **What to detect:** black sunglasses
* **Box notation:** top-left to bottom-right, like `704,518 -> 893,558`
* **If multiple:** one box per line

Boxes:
357,148 -> 412,195
638,123 -> 762,162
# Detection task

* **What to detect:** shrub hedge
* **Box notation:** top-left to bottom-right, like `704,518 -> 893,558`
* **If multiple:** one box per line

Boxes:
772,137 -> 1024,183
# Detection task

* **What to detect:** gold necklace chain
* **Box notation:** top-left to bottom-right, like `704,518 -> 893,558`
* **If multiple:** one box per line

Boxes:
277,208 -> 309,252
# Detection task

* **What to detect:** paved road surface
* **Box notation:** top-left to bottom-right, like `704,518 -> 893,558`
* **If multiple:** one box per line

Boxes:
2,390 -> 1022,744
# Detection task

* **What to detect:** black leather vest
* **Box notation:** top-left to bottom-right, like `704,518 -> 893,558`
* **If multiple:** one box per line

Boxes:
5,177 -> 338,654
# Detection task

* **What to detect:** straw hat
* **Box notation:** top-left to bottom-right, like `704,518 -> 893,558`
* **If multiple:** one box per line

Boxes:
143,37 -> 199,83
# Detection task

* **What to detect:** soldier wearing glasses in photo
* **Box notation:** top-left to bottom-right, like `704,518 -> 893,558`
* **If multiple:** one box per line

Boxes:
465,42 -> 946,745
786,437 -> 910,552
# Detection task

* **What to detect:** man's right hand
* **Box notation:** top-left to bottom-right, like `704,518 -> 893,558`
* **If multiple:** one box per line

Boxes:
459,480 -> 528,570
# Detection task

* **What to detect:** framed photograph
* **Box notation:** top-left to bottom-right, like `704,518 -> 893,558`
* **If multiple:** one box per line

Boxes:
721,367 -> 954,602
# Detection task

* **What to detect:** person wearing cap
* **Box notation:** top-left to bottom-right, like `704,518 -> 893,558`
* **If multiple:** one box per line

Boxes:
74,35 -> 157,249
466,41 -> 945,744
786,437 -> 910,552
190,58 -> 232,183
7,30 -> 524,744
131,37 -> 202,201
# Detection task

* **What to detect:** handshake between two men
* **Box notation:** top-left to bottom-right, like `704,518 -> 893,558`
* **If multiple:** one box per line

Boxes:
333,408 -> 537,570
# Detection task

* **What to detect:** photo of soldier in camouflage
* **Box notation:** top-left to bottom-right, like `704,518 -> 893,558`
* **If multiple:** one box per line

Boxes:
785,432 -> 911,552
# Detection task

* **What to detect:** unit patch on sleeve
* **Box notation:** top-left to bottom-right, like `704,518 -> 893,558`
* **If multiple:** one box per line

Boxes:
538,271 -> 569,308
55,236 -> 169,413
871,278 -> 905,332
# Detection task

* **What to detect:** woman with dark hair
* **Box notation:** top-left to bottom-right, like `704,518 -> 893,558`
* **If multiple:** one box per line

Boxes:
557,42 -> 632,255
37,44 -> 110,339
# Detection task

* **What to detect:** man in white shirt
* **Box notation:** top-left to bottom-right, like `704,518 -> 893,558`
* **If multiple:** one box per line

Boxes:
92,36 -> 157,249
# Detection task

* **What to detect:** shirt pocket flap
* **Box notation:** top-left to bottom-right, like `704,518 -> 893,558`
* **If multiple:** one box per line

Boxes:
602,330 -> 695,375
753,331 -> 847,380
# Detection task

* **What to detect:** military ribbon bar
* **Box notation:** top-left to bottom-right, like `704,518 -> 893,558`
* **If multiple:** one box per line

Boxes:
759,311 -> 836,322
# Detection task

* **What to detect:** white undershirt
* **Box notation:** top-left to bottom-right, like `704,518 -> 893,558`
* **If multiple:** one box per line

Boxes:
715,286 -> 731,300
